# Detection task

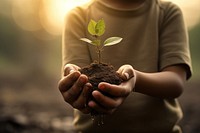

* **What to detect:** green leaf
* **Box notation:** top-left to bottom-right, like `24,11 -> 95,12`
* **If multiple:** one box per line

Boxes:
95,19 -> 105,36
104,37 -> 123,46
80,38 -> 101,46
80,38 -> 92,44
88,20 -> 97,36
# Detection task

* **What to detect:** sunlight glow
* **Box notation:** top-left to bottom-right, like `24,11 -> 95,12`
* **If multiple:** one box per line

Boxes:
10,0 -> 200,36
43,0 -> 200,35
41,0 -> 91,35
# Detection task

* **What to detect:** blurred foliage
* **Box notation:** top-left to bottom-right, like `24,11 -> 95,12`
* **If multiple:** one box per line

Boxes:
0,14 -> 62,89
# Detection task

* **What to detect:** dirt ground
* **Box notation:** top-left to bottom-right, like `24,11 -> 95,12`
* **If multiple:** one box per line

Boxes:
0,77 -> 199,133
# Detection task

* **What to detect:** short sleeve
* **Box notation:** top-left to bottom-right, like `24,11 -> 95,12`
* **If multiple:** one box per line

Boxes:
159,2 -> 192,79
62,7 -> 91,69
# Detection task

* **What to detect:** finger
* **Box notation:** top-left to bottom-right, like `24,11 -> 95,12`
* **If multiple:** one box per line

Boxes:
62,74 -> 88,103
64,64 -> 80,76
92,90 -> 123,109
58,71 -> 80,92
98,82 -> 131,97
88,100 -> 115,115
122,69 -> 134,80
72,83 -> 92,109
117,65 -> 134,80
82,83 -> 93,98
70,83 -> 92,114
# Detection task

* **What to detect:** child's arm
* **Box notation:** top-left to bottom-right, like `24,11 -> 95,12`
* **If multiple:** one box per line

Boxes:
134,64 -> 186,99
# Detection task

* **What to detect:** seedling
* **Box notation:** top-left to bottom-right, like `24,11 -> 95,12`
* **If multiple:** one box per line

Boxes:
80,19 -> 123,63
79,19 -> 123,123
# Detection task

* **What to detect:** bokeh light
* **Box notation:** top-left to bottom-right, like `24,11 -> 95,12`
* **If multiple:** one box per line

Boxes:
8,0 -> 200,36
12,0 -> 42,31
11,0 -> 91,36
40,0 -> 90,35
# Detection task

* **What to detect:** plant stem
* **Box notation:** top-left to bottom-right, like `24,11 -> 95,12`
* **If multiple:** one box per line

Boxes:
98,47 -> 101,64
94,35 -> 101,64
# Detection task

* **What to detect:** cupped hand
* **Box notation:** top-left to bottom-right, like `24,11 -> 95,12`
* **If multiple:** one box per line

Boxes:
88,64 -> 136,114
58,64 -> 93,114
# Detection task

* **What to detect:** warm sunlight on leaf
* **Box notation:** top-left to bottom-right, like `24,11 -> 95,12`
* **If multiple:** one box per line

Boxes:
80,38 -> 93,44
104,37 -> 123,46
88,20 -> 97,36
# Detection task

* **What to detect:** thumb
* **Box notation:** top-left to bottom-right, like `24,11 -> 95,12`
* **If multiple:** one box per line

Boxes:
63,64 -> 80,76
118,65 -> 134,81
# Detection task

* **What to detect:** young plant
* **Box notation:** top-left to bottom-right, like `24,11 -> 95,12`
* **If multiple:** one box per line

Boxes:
80,19 -> 123,64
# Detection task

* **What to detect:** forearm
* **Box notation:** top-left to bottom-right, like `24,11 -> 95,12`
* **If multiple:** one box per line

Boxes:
134,70 -> 185,99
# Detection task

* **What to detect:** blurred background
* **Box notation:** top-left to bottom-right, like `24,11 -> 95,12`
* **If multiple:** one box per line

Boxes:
0,0 -> 199,133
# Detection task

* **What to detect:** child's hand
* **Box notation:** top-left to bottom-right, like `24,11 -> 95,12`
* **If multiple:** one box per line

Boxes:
88,64 -> 136,114
58,64 -> 93,114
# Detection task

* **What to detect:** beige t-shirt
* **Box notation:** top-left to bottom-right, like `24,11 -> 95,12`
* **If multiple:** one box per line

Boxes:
62,0 -> 192,133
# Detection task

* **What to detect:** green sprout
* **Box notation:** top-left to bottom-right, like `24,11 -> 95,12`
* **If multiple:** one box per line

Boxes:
80,19 -> 123,63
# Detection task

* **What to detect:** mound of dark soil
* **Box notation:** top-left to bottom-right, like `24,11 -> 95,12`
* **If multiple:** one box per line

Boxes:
79,62 -> 123,115
79,62 -> 122,90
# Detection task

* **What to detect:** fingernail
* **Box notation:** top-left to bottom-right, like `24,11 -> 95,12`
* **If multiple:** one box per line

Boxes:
124,72 -> 129,79
69,70 -> 75,74
99,84 -> 105,90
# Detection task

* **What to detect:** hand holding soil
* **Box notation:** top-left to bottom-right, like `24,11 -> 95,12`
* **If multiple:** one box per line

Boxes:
87,64 -> 136,115
58,64 -> 93,114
